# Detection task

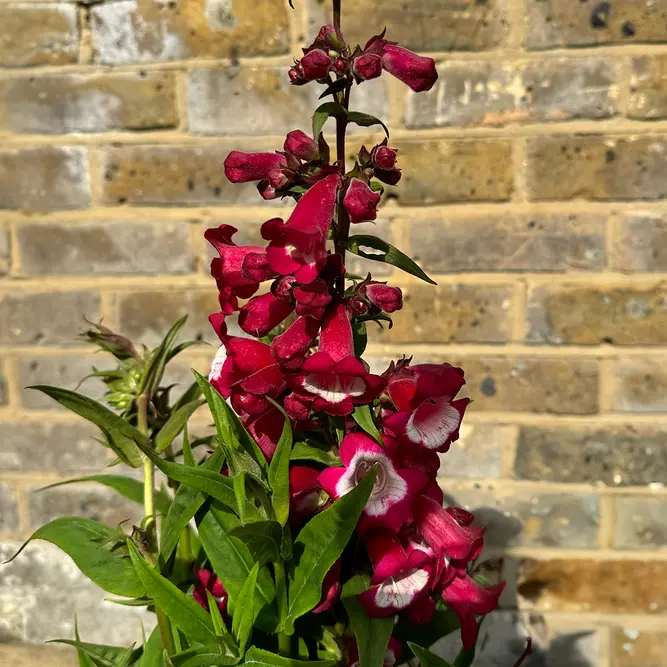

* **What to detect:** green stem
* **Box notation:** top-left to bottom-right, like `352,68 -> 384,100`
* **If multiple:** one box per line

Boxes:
156,608 -> 177,656
334,85 -> 351,296
278,632 -> 291,657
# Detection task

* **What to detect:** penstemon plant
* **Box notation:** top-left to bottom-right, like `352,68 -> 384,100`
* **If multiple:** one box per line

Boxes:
6,2 -> 534,667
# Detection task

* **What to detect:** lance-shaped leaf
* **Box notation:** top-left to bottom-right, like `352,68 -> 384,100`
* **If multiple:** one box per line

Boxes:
50,639 -> 142,667
347,111 -> 389,137
198,504 -> 277,632
244,648 -> 337,667
6,518 -> 145,598
312,102 -> 346,138
268,415 -> 292,526
408,643 -> 454,667
290,441 -> 341,467
138,627 -> 166,667
347,235 -> 436,285
285,468 -> 377,630
155,399 -> 205,453
169,646 -> 239,667
39,475 -> 171,517
231,521 -> 283,566
231,562 -> 260,654
28,386 -> 145,468
351,405 -> 383,445
140,316 -> 188,396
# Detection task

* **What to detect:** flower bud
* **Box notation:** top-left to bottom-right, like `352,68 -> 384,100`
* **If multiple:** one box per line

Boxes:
333,57 -> 348,75
224,150 -> 286,183
347,295 -> 368,316
352,53 -> 383,81
257,179 -> 278,200
366,283 -> 403,313
374,167 -> 402,186
284,129 -> 319,162
373,145 -> 397,170
381,44 -> 438,93
301,49 -> 332,81
343,178 -> 381,224
317,24 -> 346,50
268,169 -> 290,189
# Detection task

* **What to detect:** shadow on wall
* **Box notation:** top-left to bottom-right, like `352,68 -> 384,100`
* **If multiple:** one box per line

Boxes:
433,499 -> 599,667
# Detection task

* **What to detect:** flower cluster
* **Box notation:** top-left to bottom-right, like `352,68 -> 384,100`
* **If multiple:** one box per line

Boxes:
202,19 -> 502,662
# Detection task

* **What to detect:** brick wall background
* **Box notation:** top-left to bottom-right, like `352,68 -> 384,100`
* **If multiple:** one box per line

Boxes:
2,0 -> 667,665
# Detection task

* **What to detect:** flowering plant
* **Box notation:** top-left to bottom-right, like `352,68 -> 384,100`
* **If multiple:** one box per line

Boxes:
5,2 -> 532,667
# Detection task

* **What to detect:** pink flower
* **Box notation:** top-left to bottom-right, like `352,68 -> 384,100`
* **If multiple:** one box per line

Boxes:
344,178 -> 381,224
290,466 -> 325,520
313,559 -> 342,613
383,362 -> 470,453
365,283 -> 402,313
439,574 -> 505,650
382,44 -> 438,93
193,569 -> 228,616
357,529 -> 433,615
318,433 -> 428,533
271,315 -> 320,369
372,145 -> 397,170
284,130 -> 319,162
224,151 -> 286,183
301,49 -> 332,80
348,637 -> 402,667
294,279 -> 332,320
316,24 -> 345,50
287,302 -> 386,415
245,404 -> 286,460
239,292 -> 295,338
263,174 -> 340,284
353,53 -> 383,81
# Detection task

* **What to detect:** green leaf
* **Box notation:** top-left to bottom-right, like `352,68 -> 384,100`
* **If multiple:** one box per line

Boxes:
28,386 -> 145,468
140,316 -> 188,395
231,521 -> 283,566
347,235 -> 436,286
50,640 -> 142,667
285,468 -> 377,629
352,320 -> 367,357
222,441 -> 270,492
408,643 -> 454,667
312,102 -> 346,139
155,399 -> 205,453
198,505 -> 277,632
232,562 -> 260,653
343,596 -> 394,667
244,648 -> 337,667
39,475 -> 171,516
169,646 -> 238,667
268,416 -> 292,526
159,447 -> 226,565
290,441 -> 341,467
206,590 -> 232,640
318,78 -> 352,100
138,627 -> 165,667
182,425 -> 196,467
193,370 -> 267,473
346,111 -> 389,137
127,540 -> 224,647
233,472 -> 247,523
351,405 -> 383,445
6,518 -> 144,598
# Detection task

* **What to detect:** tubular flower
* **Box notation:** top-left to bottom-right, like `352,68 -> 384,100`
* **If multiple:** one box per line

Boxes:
313,559 -> 342,613
193,569 -> 228,616
290,465 -> 326,520
318,433 -> 428,533
224,151 -> 287,184
344,178 -> 381,224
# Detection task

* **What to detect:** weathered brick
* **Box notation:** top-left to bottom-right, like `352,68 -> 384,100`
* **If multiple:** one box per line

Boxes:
91,0 -> 289,65
188,67 -> 387,136
408,213 -> 606,273
628,55 -> 667,120
0,72 -> 178,134
27,484 -> 143,531
0,225 -> 9,276
0,4 -> 78,67
0,422 -> 110,473
525,0 -> 667,50
16,221 -> 195,276
614,358 -> 667,413
0,644 -> 75,667
517,559 -> 667,613
0,484 -> 20,535
515,426 -> 667,486
17,355 -> 106,410
527,284 -> 667,345
307,0 -> 510,51
613,497 -> 667,550
453,357 -> 599,415
438,424 -> 514,480
613,628 -> 667,667
0,147 -> 91,212
0,290 -> 100,346
0,542 -> 152,644
406,58 -> 617,129
526,135 -> 667,202
0,359 -> 7,407
445,484 -> 600,549
117,289 -> 219,347
612,212 -> 667,272
98,145 -> 277,206
394,140 -> 514,205
377,284 -> 511,344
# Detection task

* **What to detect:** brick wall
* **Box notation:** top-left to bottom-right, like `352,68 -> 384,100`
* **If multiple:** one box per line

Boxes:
1,0 -> 667,665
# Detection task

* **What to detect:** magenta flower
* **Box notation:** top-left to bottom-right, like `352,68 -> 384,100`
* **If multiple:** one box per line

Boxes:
352,53 -> 383,81
357,529 -> 433,616
365,283 -> 403,313
344,178 -> 381,224
245,404 -> 286,461
294,279 -> 332,320
301,49 -> 332,80
284,130 -> 319,162
313,559 -> 342,613
372,145 -> 398,171
193,569 -> 228,616
263,174 -> 340,284
289,465 -> 325,520
318,433 -> 428,533
272,316 -> 320,370
239,292 -> 295,338
224,151 -> 286,184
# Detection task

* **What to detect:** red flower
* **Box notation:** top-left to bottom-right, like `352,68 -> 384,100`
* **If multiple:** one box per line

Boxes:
381,44 -> 438,93
318,433 -> 428,533
224,151 -> 286,183
294,279 -> 332,320
313,559 -> 342,613
263,174 -> 340,284
272,315 -> 320,370
365,283 -> 403,313
284,130 -> 319,162
344,178 -> 381,224
193,569 -> 228,616
353,53 -> 383,81
290,466 -> 326,520
301,49 -> 332,80
239,292 -> 295,338
372,145 -> 398,170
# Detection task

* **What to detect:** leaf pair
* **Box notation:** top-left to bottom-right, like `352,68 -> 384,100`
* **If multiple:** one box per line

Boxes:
312,102 -> 389,139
